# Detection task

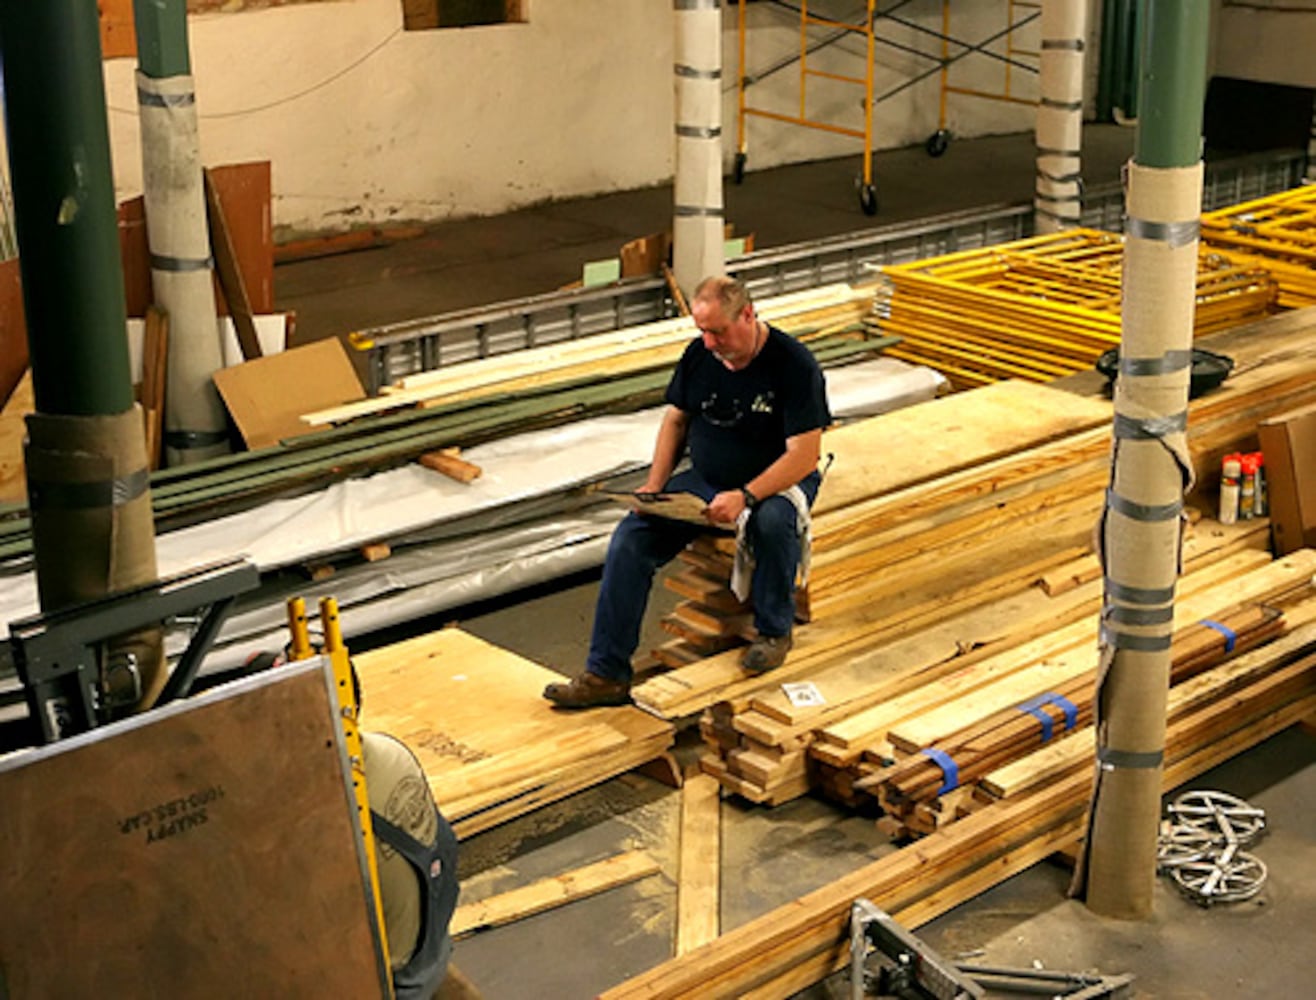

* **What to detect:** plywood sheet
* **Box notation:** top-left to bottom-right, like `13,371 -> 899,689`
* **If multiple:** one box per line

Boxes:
0,660 -> 389,998
355,627 -> 673,829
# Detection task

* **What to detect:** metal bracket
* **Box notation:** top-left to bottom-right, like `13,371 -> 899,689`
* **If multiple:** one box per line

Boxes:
849,898 -> 1134,999
8,557 -> 260,744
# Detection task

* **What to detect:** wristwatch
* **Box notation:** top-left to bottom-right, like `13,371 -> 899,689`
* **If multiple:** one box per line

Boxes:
740,486 -> 759,511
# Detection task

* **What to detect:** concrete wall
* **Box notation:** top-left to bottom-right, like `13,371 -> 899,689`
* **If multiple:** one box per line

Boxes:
1211,0 -> 1316,89
101,0 -> 1095,236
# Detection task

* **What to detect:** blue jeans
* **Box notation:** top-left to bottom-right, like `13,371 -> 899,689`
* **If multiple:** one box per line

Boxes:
587,467 -> 821,682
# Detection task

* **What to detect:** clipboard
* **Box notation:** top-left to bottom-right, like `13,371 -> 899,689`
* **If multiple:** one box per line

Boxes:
604,490 -> 735,529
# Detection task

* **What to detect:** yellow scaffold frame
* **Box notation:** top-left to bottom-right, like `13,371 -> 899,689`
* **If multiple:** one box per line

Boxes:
735,0 -> 879,215
733,1 -> 1043,210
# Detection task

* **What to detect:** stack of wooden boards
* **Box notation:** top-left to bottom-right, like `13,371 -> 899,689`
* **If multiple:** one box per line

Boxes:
355,627 -> 674,840
869,228 -> 1279,388
1201,183 -> 1316,309
627,307 -> 1316,783
305,284 -> 879,426
599,310 -> 1316,1000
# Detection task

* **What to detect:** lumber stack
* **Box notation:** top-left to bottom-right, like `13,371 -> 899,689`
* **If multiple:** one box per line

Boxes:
355,627 -> 674,840
703,521 -> 1274,810
1202,183 -> 1316,309
634,308 -> 1316,729
601,615 -> 1316,999
308,283 -> 877,426
868,228 -> 1278,388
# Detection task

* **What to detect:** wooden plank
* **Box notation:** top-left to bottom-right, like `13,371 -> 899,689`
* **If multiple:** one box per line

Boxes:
885,550 -> 1316,752
676,774 -> 722,955
0,370 -> 32,504
204,169 -> 263,361
0,661 -> 390,997
140,307 -> 168,472
450,851 -> 660,940
355,628 -> 673,838
418,447 -> 483,483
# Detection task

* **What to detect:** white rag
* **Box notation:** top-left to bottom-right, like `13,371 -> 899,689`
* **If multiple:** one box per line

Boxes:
730,484 -> 813,602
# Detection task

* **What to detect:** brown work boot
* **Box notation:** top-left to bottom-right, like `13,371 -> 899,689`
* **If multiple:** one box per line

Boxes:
741,630 -> 793,673
543,671 -> 631,708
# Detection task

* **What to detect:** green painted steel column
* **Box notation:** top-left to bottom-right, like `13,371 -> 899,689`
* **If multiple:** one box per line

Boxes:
0,0 -> 166,718
0,0 -> 134,416
132,0 -> 192,77
1134,2 -> 1210,168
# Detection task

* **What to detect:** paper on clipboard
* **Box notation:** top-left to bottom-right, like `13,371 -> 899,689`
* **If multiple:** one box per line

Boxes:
603,490 -> 734,529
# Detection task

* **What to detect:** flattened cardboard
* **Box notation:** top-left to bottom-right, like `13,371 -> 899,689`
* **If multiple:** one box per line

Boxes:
213,337 -> 365,450
1259,400 -> 1316,555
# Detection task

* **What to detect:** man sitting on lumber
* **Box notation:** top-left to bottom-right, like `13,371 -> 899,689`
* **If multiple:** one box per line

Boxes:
544,275 -> 831,708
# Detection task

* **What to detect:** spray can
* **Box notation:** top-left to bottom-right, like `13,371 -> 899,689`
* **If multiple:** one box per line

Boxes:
1219,454 -> 1241,525
1239,453 -> 1257,520
1253,451 -> 1268,517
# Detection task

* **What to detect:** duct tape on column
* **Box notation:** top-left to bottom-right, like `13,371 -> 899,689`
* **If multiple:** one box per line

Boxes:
1126,217 -> 1200,249
28,467 -> 150,511
1097,746 -> 1164,771
1040,97 -> 1084,111
674,64 -> 720,80
1099,624 -> 1173,653
1042,38 -> 1085,51
675,124 -> 722,139
1113,410 -> 1188,441
149,253 -> 213,272
1105,488 -> 1182,523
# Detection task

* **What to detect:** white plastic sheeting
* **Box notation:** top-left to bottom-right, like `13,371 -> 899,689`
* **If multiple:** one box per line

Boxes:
0,357 -> 945,677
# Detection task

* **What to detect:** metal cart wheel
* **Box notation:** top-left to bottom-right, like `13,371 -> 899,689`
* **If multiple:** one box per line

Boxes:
1171,851 -> 1268,905
858,181 -> 878,216
733,151 -> 747,185
925,128 -> 951,157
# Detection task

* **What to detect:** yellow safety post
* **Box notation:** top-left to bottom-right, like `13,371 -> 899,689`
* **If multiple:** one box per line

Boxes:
285,595 -> 393,995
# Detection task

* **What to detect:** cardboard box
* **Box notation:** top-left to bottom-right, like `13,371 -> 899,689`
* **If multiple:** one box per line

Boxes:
1258,401 -> 1316,555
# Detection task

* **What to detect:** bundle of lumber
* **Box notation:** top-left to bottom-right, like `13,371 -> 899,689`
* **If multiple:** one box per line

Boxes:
305,284 -> 878,426
635,379 -> 1115,716
701,519 -> 1273,809
857,551 -> 1314,838
355,627 -> 674,840
1202,183 -> 1316,309
868,228 -> 1278,389
635,308 -> 1316,726
601,607 -> 1316,999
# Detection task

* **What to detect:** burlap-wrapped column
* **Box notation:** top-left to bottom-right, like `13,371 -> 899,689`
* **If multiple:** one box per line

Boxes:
1073,161 -> 1202,917
137,71 -> 229,465
672,0 -> 726,298
25,405 -> 165,711
1034,0 -> 1088,233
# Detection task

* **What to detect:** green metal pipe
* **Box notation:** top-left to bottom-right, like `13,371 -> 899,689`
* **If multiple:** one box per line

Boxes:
132,0 -> 192,79
1095,0 -> 1120,122
1134,1 -> 1211,168
0,0 -> 135,416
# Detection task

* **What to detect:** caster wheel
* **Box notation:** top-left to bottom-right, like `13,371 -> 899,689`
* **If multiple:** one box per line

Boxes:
733,151 -> 747,185
925,128 -> 951,157
858,182 -> 878,216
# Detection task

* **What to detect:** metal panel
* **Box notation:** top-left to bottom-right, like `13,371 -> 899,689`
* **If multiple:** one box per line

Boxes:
355,150 -> 1307,391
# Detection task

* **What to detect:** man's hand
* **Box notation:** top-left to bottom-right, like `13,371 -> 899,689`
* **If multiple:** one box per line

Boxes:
705,489 -> 748,526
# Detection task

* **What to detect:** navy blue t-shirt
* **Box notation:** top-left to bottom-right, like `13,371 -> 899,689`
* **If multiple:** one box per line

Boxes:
665,324 -> 831,491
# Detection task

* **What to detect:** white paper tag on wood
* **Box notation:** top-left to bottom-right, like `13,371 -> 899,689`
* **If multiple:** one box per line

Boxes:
782,682 -> 825,708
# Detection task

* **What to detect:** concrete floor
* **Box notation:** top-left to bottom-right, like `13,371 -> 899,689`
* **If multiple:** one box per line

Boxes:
275,128 -> 1316,999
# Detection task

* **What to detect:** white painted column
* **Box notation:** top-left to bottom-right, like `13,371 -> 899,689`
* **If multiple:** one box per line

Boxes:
672,0 -> 725,299
137,71 -> 229,464
1034,0 -> 1088,233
